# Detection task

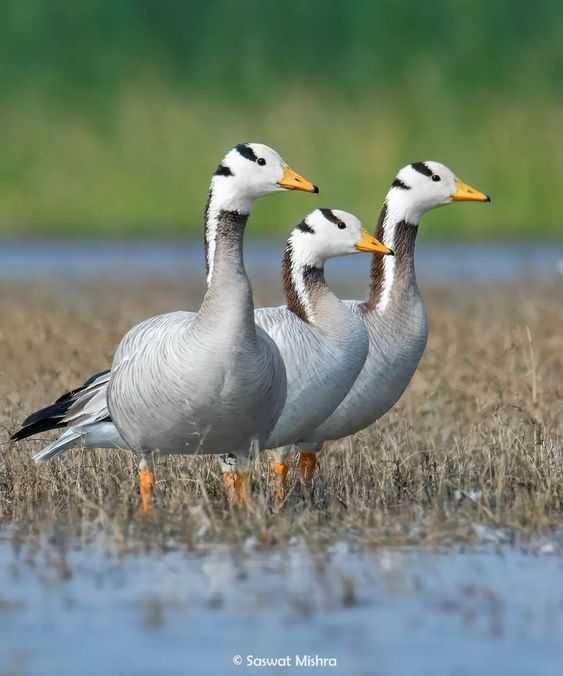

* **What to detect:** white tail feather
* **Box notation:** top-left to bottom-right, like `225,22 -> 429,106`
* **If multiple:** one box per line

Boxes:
32,422 -> 127,463
32,429 -> 83,463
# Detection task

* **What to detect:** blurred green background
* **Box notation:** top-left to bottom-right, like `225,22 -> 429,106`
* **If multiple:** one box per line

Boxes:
1,0 -> 562,239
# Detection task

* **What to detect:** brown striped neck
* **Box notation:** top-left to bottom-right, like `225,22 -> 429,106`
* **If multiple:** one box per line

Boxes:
367,200 -> 419,311
282,241 -> 326,323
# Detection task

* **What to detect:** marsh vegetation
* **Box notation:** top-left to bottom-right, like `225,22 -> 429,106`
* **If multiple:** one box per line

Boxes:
1,279 -> 561,548
0,271 -> 561,674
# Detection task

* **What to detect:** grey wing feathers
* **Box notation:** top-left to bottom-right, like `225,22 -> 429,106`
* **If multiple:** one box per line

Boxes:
11,369 -> 112,441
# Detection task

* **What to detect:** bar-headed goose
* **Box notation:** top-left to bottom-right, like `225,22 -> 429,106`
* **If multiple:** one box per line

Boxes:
292,162 -> 491,481
12,206 -> 392,508
221,208 -> 392,500
12,142 -> 318,511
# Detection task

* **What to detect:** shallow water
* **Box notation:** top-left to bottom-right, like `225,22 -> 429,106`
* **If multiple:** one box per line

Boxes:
1,534 -> 563,676
1,240 -> 562,284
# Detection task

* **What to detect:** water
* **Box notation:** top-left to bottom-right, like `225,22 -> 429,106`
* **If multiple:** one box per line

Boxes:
1,240 -> 562,284
1,535 -> 563,676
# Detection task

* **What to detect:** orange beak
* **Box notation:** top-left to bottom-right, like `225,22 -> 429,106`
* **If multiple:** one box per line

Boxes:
355,230 -> 394,256
277,166 -> 319,193
452,178 -> 491,202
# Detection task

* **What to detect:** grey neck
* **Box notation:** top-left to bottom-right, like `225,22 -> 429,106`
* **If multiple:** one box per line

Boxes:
200,186 -> 253,321
367,200 -> 419,312
203,175 -> 254,287
208,209 -> 248,282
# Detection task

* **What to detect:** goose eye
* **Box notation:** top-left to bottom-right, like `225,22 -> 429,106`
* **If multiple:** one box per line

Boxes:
338,222 -> 346,230
257,157 -> 266,166
432,174 -> 441,182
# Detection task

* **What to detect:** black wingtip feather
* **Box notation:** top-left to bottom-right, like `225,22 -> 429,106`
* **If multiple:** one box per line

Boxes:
11,369 -> 111,442
11,399 -> 70,440
20,400 -> 69,428
11,418 -> 66,441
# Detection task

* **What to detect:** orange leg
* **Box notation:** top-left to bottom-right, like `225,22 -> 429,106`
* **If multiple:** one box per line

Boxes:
298,452 -> 317,482
223,471 -> 250,507
139,459 -> 155,514
271,461 -> 289,504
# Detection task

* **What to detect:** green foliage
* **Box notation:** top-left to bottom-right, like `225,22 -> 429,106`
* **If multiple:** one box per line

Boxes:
0,0 -> 561,238
3,0 -> 563,101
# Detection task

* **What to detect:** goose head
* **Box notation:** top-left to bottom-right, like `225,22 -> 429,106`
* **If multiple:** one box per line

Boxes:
388,161 -> 491,224
212,143 -> 318,213
288,208 -> 393,268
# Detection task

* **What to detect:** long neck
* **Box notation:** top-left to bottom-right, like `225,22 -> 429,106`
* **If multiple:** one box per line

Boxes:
207,209 -> 249,283
281,236 -> 351,337
367,192 -> 419,313
200,178 -> 254,323
282,242 -> 326,323
204,176 -> 253,287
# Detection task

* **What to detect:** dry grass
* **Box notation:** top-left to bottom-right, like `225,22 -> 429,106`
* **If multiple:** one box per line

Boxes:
0,279 -> 561,550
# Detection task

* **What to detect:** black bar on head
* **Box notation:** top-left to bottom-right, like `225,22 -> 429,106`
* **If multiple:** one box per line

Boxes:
392,178 -> 411,190
411,162 -> 433,177
214,164 -> 234,177
319,208 -> 345,228
236,143 -> 258,162
296,220 -> 315,234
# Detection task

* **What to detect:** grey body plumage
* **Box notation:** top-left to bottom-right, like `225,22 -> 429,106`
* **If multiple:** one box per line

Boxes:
14,142 -> 321,464
300,161 -> 490,449
14,159 -> 488,474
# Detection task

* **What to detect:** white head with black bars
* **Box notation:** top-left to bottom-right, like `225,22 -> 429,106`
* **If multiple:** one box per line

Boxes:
372,162 -> 490,314
288,208 -> 392,269
206,142 -> 318,284
211,142 -> 318,213
284,209 -> 392,323
386,161 -> 491,225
